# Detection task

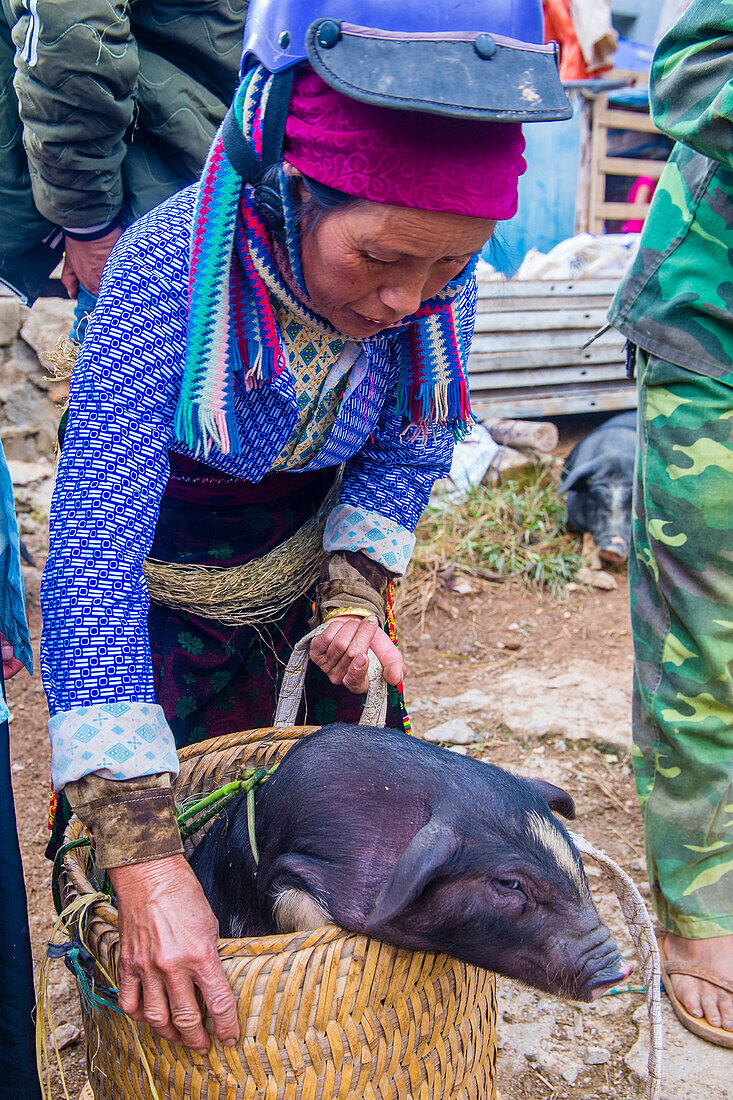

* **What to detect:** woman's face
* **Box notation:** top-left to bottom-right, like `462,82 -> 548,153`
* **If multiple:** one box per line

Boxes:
299,197 -> 496,338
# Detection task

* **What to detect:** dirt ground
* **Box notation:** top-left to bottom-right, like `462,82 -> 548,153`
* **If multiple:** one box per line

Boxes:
7,530 -> 732,1099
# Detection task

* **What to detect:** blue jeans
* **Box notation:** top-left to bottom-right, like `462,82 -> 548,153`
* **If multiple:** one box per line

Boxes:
69,284 -> 98,343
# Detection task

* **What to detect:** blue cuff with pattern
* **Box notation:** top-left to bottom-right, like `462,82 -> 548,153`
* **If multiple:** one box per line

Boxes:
324,504 -> 415,575
49,701 -> 179,790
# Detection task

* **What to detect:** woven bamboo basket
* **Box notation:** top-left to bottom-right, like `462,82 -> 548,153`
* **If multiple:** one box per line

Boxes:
57,631 -> 498,1100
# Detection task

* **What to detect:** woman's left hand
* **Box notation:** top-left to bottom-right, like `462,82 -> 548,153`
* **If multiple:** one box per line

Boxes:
310,615 -> 405,694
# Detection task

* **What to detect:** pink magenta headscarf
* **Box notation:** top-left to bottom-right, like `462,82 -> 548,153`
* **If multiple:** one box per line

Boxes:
283,68 -> 526,220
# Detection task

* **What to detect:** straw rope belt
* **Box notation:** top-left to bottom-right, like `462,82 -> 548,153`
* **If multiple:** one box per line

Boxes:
142,472 -> 342,626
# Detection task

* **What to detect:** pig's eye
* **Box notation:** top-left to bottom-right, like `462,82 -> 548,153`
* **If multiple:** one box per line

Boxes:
496,878 -> 524,894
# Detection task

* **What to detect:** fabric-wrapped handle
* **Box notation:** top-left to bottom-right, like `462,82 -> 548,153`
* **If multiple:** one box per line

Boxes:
568,829 -> 663,1100
273,624 -> 388,728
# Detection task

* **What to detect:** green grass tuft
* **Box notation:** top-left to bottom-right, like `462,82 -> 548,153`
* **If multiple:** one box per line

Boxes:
406,466 -> 583,600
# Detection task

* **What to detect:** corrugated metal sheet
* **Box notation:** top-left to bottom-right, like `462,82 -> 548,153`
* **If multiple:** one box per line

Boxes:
468,278 -> 634,419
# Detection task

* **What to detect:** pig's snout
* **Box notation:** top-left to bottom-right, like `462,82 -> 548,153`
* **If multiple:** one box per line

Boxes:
598,534 -> 629,564
589,958 -> 635,999
569,926 -> 633,1001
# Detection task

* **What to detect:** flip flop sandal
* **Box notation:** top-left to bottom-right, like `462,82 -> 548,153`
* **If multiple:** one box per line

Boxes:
658,935 -> 733,1049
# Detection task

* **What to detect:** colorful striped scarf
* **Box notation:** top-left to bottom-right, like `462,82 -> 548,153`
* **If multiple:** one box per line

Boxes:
176,66 -> 477,458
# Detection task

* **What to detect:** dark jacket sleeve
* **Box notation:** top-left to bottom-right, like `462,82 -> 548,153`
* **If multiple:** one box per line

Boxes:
651,0 -> 733,169
10,0 -> 139,228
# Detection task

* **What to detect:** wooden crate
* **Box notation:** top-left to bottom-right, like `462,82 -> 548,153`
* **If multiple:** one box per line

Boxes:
587,69 -> 666,235
467,277 -> 634,419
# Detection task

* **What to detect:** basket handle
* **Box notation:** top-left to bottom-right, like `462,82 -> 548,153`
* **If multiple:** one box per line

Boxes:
568,829 -> 663,1100
273,624 -> 388,728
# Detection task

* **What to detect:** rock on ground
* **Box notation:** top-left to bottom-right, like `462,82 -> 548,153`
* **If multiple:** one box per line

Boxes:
0,297 -> 23,346
484,659 -> 633,749
1,298 -> 70,462
51,1023 -> 83,1050
625,1002 -> 733,1099
20,298 -> 76,368
409,659 -> 632,750
583,1044 -> 611,1064
6,459 -> 53,485
421,717 -> 481,744
438,689 -> 494,710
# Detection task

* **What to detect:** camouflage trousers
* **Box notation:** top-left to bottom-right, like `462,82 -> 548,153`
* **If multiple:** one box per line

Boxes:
632,350 -> 733,938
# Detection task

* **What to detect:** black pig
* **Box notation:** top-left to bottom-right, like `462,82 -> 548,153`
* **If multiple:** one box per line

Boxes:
189,725 -> 632,1001
559,410 -> 637,564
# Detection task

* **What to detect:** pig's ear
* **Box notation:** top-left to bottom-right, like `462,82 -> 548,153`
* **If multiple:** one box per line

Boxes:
558,460 -> 598,494
363,818 -> 459,930
527,778 -> 576,820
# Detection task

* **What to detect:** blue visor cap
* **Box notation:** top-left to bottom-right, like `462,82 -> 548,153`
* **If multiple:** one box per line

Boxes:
307,22 -> 571,122
241,1 -> 571,123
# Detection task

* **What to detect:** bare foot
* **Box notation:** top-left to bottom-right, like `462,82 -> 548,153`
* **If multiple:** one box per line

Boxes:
663,933 -> 733,1032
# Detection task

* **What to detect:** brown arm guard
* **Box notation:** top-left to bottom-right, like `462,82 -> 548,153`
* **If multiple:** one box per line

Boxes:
63,773 -> 183,870
312,550 -> 394,628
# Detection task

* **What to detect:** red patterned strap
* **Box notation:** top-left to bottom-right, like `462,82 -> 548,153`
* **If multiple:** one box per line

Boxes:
386,581 -> 412,736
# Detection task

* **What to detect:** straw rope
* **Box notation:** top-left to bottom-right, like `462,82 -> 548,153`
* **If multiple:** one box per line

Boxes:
142,472 -> 341,625
569,830 -> 663,1100
37,892 -> 161,1100
44,335 -> 79,381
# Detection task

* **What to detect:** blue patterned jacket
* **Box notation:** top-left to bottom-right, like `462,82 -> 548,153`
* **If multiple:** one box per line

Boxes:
40,186 -> 477,789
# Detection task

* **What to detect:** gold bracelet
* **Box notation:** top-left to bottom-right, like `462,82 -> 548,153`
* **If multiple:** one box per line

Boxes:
321,606 -> 376,624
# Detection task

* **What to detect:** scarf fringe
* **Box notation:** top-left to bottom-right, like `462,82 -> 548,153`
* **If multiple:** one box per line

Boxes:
174,402 -> 242,458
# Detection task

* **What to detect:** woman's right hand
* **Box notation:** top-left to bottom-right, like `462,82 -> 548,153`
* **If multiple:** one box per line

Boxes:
109,854 -> 239,1051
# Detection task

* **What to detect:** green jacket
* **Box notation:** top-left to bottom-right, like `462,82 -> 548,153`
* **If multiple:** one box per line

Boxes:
0,4 -> 54,257
0,0 -> 247,301
609,0 -> 733,380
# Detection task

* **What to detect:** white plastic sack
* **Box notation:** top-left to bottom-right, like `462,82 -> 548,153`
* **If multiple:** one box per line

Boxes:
431,423 -> 500,507
513,232 -> 640,281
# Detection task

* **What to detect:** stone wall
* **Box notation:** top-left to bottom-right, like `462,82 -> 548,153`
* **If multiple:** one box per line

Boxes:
0,295 -> 75,553
0,296 -> 75,462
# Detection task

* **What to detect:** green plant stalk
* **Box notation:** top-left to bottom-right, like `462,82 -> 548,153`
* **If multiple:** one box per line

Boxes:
177,764 -> 277,842
178,787 -> 247,841
176,779 -> 245,827
247,784 -> 259,865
